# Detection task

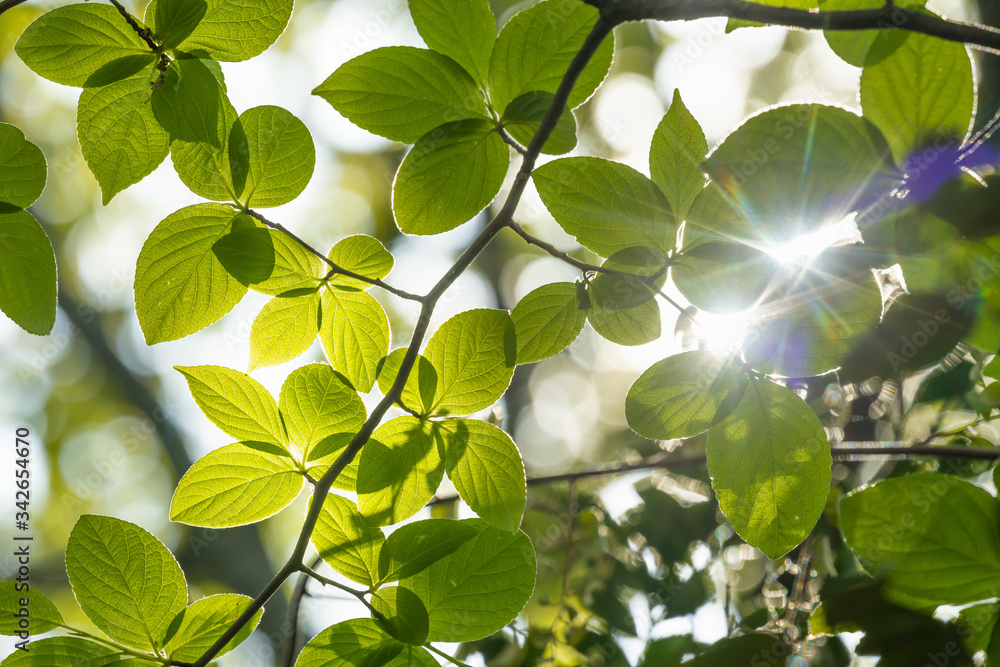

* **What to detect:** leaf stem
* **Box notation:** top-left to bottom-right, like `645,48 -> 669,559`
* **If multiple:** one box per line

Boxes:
106,0 -> 159,51
247,209 -> 424,302
424,643 -> 475,667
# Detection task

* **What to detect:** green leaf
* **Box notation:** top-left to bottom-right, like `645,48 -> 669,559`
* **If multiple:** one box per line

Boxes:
401,519 -> 536,642
673,185 -> 775,314
0,123 -> 47,208
279,363 -> 366,460
164,594 -> 260,661
237,105 -> 315,208
860,29 -> 974,164
249,291 -> 320,371
169,443 -> 303,527
311,492 -> 385,588
0,581 -> 63,635
686,633 -> 792,666
819,0 -> 927,67
385,647 -> 439,667
840,473 -> 1000,605
135,204 -> 248,343
705,378 -> 832,558
704,104 -> 895,240
15,4 -> 154,87
392,119 -> 509,235
587,246 -> 667,346
626,351 -> 748,440
153,57 -> 246,202
313,46 -> 489,144
328,234 -> 394,291
511,282 -> 586,364
488,0 -> 613,111
0,210 -> 57,336
649,90 -> 708,222
533,157 -> 675,257
0,637 -> 120,666
501,91 -> 577,155
440,418 -> 526,532
356,416 -> 445,526
409,0 -> 495,86
371,587 -> 429,646
378,519 -> 478,584
145,0 -> 208,51
320,289 -> 391,393
376,348 -> 438,416
743,250 -> 883,377
423,308 -> 517,415
175,364 -> 287,446
78,69 -> 169,204
66,515 -> 187,651
296,618 -> 403,667
213,222 -> 324,296
180,0 -> 292,61
986,357 -> 1000,382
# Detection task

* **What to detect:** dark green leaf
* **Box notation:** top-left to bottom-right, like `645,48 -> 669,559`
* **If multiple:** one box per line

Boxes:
0,637 -> 120,666
213,222 -> 324,296
164,594 -> 260,661
145,0 -> 208,51
0,582 -> 62,635
819,0 -> 927,66
296,618 -> 403,667
0,209 -> 56,336
0,123 -> 47,208
586,247 -> 665,346
501,91 -> 577,155
686,633 -> 792,666
840,473 -> 1000,605
371,587 -> 430,646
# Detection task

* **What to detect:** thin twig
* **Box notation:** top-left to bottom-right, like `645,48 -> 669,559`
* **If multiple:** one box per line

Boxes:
107,0 -> 158,51
247,210 -> 424,302
425,643 -> 475,667
277,555 -> 322,667
498,127 -> 528,155
0,0 -> 29,16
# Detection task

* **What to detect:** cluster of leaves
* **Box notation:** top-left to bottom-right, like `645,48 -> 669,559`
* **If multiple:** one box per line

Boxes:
6,0 -> 1000,663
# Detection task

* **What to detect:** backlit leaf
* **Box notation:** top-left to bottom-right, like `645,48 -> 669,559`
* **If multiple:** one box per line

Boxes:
423,308 -> 517,415
15,4 -> 154,87
175,364 -> 287,446
533,157 -> 675,257
409,0 -> 496,86
65,515 -> 187,650
313,46 -> 489,144
376,348 -> 438,416
0,637 -> 120,666
511,282 -> 586,364
0,582 -> 63,635
440,419 -> 526,532
371,587 -> 429,646
249,291 -> 320,371
626,350 -> 748,440
170,443 -> 303,527
401,519 -> 536,642
378,519 -> 478,584
327,235 -> 394,291
488,0 -> 613,111
0,123 -> 47,207
164,594 -> 260,661
392,119 -> 509,235
237,105 -> 315,208
705,378 -> 831,558
320,289 -> 391,393
311,493 -> 385,587
501,91 -> 577,155
77,69 -> 169,204
180,0 -> 292,61
279,363 -> 366,460
296,618 -> 403,667
650,90 -> 708,221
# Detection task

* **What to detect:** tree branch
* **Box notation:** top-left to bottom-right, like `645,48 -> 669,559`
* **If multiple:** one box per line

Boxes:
427,442 -> 1000,505
277,555 -> 321,667
190,14 -> 617,667
247,209 -> 424,302
0,0 -> 29,17
587,0 -> 1000,54
107,0 -> 158,51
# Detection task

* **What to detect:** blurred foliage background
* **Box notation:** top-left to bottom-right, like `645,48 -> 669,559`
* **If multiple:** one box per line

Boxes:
0,0 -> 994,663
